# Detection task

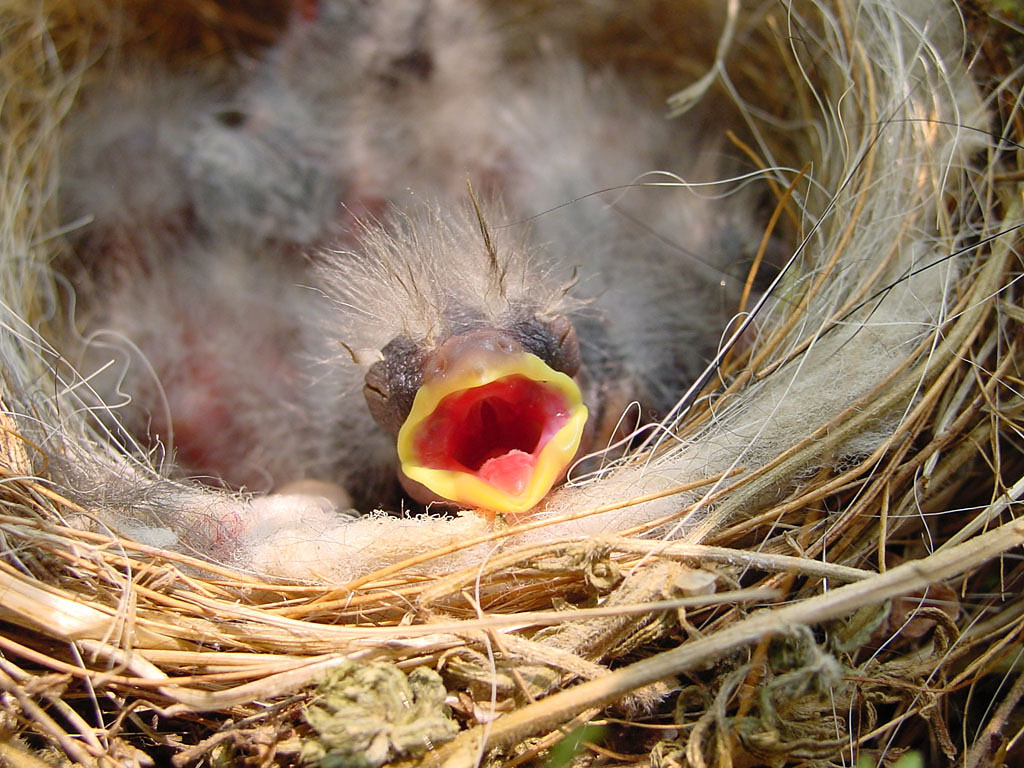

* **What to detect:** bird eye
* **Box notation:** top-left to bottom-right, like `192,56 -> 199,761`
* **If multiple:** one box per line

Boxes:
388,49 -> 434,82
362,336 -> 425,435
508,314 -> 581,378
363,359 -> 395,432
544,314 -> 581,377
215,109 -> 248,128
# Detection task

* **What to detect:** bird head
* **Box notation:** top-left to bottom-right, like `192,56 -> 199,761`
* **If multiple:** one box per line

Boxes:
364,320 -> 589,514
323,201 -> 594,515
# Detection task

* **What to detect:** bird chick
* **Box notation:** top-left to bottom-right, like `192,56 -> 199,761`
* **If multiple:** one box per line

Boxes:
56,49 -> 333,493
306,15 -> 760,513
312,201 -> 592,513
60,0 -> 761,519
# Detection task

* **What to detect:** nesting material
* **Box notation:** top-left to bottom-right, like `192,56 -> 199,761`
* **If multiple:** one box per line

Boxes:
1,1 -> 1023,766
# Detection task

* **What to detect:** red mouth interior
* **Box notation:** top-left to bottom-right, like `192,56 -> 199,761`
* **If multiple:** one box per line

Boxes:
412,375 -> 571,495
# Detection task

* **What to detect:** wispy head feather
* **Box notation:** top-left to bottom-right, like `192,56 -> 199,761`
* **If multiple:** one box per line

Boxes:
316,200 -> 576,359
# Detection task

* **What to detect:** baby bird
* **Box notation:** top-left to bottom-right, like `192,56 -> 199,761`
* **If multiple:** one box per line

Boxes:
61,0 -> 762,516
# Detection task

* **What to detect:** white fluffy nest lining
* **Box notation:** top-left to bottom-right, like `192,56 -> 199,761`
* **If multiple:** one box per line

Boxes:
1,1 -> 1023,766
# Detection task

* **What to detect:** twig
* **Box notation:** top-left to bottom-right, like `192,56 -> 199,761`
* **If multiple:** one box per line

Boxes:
418,517 -> 1024,761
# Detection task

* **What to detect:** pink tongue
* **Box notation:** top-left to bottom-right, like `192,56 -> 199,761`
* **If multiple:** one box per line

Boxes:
478,450 -> 534,496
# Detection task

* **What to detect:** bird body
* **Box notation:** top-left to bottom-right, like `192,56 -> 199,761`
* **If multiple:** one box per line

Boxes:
60,0 -> 757,517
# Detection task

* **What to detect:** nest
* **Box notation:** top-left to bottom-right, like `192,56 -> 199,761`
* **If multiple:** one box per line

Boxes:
1,0 -> 1023,766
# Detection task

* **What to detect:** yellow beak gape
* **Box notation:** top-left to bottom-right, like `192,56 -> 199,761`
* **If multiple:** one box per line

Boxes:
397,352 -> 588,514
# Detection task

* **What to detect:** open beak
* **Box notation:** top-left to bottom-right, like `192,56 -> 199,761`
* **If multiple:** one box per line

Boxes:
396,335 -> 588,514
